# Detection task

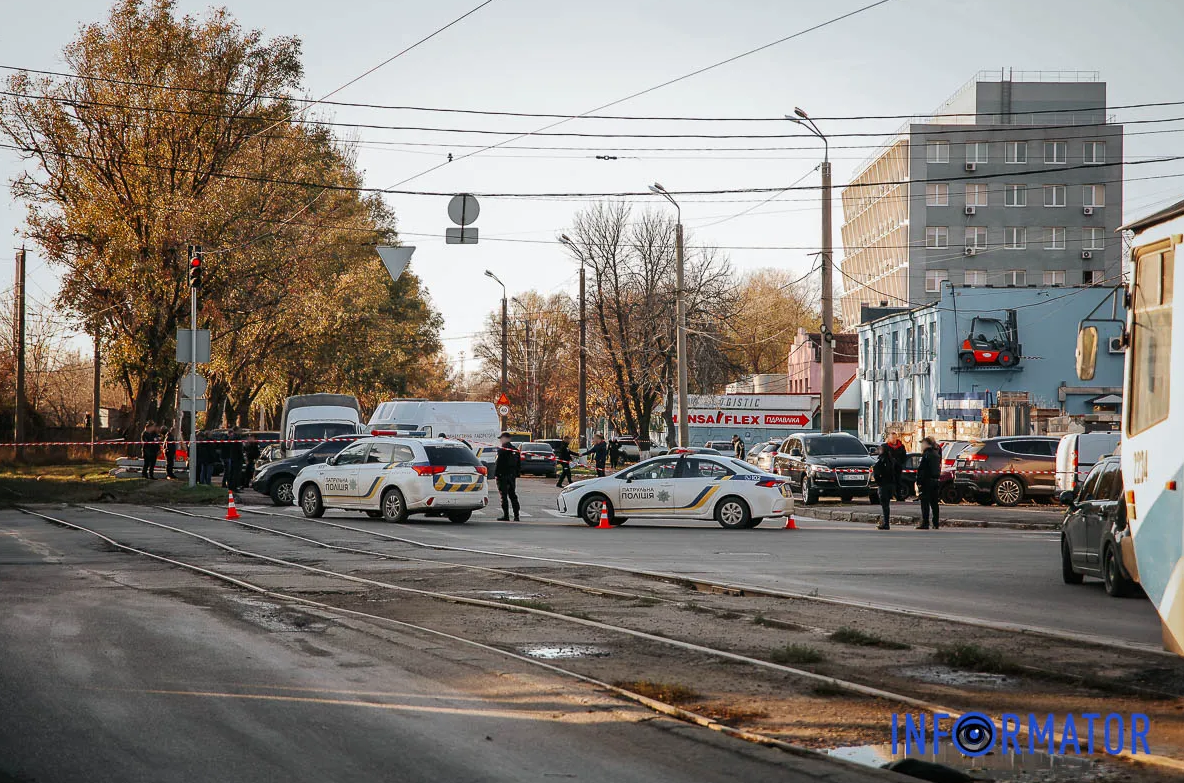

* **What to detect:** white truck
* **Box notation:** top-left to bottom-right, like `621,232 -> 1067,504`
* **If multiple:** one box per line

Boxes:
368,400 -> 501,448
280,394 -> 363,457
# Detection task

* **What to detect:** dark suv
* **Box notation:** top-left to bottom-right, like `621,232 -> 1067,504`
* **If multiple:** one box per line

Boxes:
1059,456 -> 1138,597
953,436 -> 1060,506
251,434 -> 366,505
772,432 -> 876,505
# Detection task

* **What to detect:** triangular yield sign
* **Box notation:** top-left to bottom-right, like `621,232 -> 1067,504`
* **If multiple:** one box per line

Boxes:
496,392 -> 511,406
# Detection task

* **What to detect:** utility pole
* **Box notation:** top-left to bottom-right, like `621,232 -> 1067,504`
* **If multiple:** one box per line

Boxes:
789,108 -> 834,433
91,324 -> 100,460
13,247 -> 27,460
559,234 -> 588,449
187,245 -> 203,488
484,270 -> 508,431
649,184 -> 688,447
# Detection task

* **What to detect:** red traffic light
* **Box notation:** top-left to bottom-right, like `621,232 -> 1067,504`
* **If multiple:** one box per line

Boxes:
188,254 -> 203,288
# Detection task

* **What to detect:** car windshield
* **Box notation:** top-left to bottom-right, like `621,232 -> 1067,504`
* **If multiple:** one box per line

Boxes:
293,422 -> 357,444
424,445 -> 481,467
804,436 -> 867,456
520,444 -> 553,453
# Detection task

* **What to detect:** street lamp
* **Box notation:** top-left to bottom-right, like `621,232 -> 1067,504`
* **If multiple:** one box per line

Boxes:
649,182 -> 689,448
559,234 -> 588,450
484,270 -> 508,430
787,108 -> 835,433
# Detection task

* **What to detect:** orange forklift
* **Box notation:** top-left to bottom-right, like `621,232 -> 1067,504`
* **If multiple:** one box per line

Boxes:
958,310 -> 1021,368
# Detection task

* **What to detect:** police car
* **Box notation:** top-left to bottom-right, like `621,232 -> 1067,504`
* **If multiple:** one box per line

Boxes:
556,453 -> 793,529
293,435 -> 488,523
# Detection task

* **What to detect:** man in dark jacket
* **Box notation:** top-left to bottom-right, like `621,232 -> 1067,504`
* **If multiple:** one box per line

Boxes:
608,438 -> 622,469
493,432 -> 521,521
884,432 -> 908,500
583,434 -> 608,477
872,444 -> 894,530
915,437 -> 942,530
140,421 -> 158,479
732,434 -> 746,460
554,438 -> 574,488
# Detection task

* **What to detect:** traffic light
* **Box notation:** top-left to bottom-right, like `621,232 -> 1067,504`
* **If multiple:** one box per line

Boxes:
188,254 -> 202,289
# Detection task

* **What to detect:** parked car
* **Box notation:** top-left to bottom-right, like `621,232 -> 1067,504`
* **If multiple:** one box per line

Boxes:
518,442 -> 558,477
670,446 -> 722,456
772,432 -> 877,505
1055,432 -> 1121,494
953,436 -> 1060,506
862,441 -> 880,455
747,441 -> 780,472
1059,456 -> 1138,597
939,440 -> 973,503
251,434 -> 367,505
616,435 -> 642,462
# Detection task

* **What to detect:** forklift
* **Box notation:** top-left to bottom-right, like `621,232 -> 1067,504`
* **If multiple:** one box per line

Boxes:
958,309 -> 1021,368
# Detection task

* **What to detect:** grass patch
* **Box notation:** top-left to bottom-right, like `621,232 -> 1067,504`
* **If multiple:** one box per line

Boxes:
769,644 -> 825,665
697,704 -> 769,726
498,598 -> 553,611
752,614 -> 804,631
0,463 -> 229,506
678,602 -> 711,614
565,611 -> 597,621
631,597 -> 661,607
933,643 -> 1021,674
829,627 -> 911,650
810,682 -> 850,698
613,680 -> 700,704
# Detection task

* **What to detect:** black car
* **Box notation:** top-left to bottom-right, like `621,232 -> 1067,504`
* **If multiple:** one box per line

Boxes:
1060,456 -> 1138,597
251,434 -> 366,505
772,432 -> 877,505
518,442 -> 558,477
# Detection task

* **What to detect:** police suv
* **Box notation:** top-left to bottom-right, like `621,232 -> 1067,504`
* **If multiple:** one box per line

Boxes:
293,435 -> 488,523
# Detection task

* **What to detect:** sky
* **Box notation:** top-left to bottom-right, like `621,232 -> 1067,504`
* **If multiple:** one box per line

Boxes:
3,0 -> 1184,375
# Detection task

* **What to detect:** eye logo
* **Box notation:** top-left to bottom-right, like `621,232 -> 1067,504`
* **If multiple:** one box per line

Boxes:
953,712 -> 996,757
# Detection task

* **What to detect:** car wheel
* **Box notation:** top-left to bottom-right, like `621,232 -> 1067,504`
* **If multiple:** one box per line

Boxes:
939,483 -> 962,504
269,476 -> 295,506
299,484 -> 324,518
365,510 -> 382,518
993,476 -> 1025,507
803,478 -> 819,506
1103,545 -> 1134,597
381,488 -> 408,523
579,494 -> 612,527
959,351 -> 976,368
447,510 -> 472,524
715,496 -> 752,529
1061,537 -> 1083,584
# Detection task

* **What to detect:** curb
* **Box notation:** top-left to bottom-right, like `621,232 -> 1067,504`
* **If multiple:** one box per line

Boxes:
800,505 -> 1060,530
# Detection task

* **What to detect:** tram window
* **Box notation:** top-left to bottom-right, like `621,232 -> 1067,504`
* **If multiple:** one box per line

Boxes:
1128,247 -> 1174,436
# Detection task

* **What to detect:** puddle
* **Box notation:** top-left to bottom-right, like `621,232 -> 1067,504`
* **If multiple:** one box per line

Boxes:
519,645 -> 609,660
828,743 -> 1101,782
900,665 -> 1020,690
477,591 -> 545,601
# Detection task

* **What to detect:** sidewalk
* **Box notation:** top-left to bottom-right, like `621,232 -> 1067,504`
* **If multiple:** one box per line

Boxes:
799,500 -> 1062,530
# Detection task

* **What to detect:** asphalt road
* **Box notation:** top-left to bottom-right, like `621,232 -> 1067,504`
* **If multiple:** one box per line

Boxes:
0,518 -> 890,783
239,475 -> 1158,648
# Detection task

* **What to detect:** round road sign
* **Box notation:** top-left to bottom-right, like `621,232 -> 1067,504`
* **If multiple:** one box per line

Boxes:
496,404 -> 510,417
447,193 -> 480,226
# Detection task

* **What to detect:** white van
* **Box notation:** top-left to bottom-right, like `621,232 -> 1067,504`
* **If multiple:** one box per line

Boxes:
1055,431 -> 1121,493
368,400 -> 501,448
281,394 -> 363,457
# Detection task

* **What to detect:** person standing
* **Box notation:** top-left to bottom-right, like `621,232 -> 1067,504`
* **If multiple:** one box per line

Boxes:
493,432 -> 521,521
140,421 -> 159,479
732,434 -> 746,460
161,425 -> 176,480
884,432 -> 908,501
608,437 -> 621,469
197,433 -> 216,486
915,437 -> 942,530
554,437 -> 574,488
872,444 -> 894,530
227,433 -> 245,491
244,434 -> 261,487
583,434 -> 608,477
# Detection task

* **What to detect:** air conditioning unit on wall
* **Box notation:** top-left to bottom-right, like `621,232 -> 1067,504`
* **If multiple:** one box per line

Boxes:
1108,336 -> 1124,354
1081,250 -> 1093,259
1083,206 -> 1094,216
965,162 -> 977,172
964,205 -> 976,216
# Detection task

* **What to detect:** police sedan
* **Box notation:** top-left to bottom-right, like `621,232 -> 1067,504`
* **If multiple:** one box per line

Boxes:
293,436 -> 488,523
556,453 -> 793,529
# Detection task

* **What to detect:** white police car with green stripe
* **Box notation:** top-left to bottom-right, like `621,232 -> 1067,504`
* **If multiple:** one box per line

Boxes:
556,453 -> 793,528
294,436 -> 488,523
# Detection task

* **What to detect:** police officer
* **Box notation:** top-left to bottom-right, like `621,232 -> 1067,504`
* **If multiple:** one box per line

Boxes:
140,421 -> 159,479
872,444 -> 894,530
554,437 -> 574,488
583,433 -> 608,477
915,437 -> 942,530
494,431 -> 521,521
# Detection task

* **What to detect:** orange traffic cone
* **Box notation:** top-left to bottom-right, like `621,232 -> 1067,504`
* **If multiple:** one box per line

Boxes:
597,504 -> 612,529
783,514 -> 797,530
226,491 -> 241,521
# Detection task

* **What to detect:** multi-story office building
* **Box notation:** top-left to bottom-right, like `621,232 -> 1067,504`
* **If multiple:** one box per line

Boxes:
840,71 -> 1123,325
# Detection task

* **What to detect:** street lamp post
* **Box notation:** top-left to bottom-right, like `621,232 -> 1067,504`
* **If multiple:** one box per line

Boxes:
788,108 -> 834,434
484,270 -> 508,431
649,183 -> 688,448
559,234 -> 587,449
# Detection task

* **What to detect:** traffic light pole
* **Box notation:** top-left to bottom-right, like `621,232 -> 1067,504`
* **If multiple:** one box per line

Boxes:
188,284 -> 197,487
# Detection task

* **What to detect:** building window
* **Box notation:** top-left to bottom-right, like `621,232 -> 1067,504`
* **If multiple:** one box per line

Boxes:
1044,184 -> 1066,207
1045,141 -> 1067,164
1004,184 -> 1027,207
1083,269 -> 1104,285
926,183 -> 948,206
965,269 -> 986,286
1083,141 -> 1105,164
966,142 -> 989,164
926,141 -> 949,163
965,226 -> 987,248
926,226 -> 948,248
1004,227 -> 1027,249
965,183 -> 988,207
1084,184 -> 1105,208
1004,269 -> 1027,286
1084,227 -> 1104,251
1043,269 -> 1066,286
925,269 -> 948,293
890,332 -> 899,362
1044,226 -> 1066,250
1128,246 -> 1174,435
905,327 -> 913,360
1004,141 -> 1027,163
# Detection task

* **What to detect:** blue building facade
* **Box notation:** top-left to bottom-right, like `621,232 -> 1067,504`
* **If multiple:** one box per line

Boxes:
856,285 -> 1125,441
